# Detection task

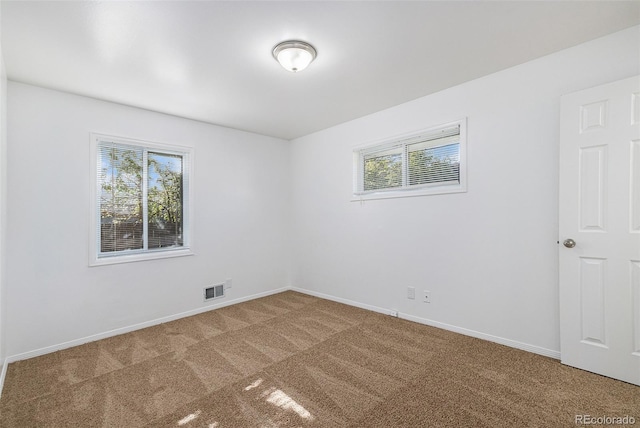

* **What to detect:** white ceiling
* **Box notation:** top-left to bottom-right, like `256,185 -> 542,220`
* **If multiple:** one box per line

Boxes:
2,1 -> 639,140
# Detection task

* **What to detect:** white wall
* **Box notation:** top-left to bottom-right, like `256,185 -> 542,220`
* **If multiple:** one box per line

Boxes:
4,25 -> 639,360
0,3 -> 7,364
5,82 -> 291,357
290,26 -> 640,356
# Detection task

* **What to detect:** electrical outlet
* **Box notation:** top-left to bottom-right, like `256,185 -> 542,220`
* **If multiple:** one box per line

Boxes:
225,278 -> 233,289
407,286 -> 416,300
423,290 -> 431,303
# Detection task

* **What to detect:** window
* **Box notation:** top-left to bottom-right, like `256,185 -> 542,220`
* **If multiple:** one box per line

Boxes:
90,134 -> 193,265
353,119 -> 466,200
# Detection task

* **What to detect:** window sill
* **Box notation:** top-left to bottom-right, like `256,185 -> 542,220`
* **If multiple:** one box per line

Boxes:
89,248 -> 194,267
352,184 -> 467,202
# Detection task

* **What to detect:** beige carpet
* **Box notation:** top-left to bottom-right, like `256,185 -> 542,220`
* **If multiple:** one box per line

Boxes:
0,291 -> 638,427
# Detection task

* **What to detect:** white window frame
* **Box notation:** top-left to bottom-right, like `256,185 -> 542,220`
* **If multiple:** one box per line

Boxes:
352,118 -> 467,201
89,133 -> 194,266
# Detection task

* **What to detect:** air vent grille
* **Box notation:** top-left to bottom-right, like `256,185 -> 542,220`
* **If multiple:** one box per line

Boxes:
204,284 -> 224,301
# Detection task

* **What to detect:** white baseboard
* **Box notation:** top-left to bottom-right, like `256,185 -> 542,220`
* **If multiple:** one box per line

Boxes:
399,313 -> 560,359
0,286 -> 289,399
2,286 -> 290,366
292,287 -> 561,360
0,359 -> 7,400
291,287 -> 397,316
0,285 -> 560,399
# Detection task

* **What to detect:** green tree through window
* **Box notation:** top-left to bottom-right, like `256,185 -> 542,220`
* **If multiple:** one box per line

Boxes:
354,122 -> 464,198
364,153 -> 402,191
408,143 -> 460,186
99,146 -> 143,252
98,141 -> 186,256
148,152 -> 183,249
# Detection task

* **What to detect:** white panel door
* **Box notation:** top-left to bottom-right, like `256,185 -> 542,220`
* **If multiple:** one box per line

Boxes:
559,75 -> 640,386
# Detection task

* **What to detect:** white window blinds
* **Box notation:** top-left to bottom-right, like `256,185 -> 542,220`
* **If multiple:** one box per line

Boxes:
98,142 -> 144,253
93,135 -> 190,262
354,121 -> 466,199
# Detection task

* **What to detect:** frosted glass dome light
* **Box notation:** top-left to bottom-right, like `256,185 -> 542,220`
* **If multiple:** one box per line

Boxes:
272,41 -> 317,73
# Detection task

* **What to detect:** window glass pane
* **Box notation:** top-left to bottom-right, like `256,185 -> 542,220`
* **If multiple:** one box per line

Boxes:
408,142 -> 460,186
148,152 -> 184,249
363,152 -> 402,191
99,144 -> 143,252
353,122 -> 464,199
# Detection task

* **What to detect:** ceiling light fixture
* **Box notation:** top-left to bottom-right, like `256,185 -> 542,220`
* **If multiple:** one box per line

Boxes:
272,40 -> 317,73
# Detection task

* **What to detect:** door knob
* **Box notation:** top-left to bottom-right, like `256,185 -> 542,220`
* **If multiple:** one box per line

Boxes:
563,239 -> 576,248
